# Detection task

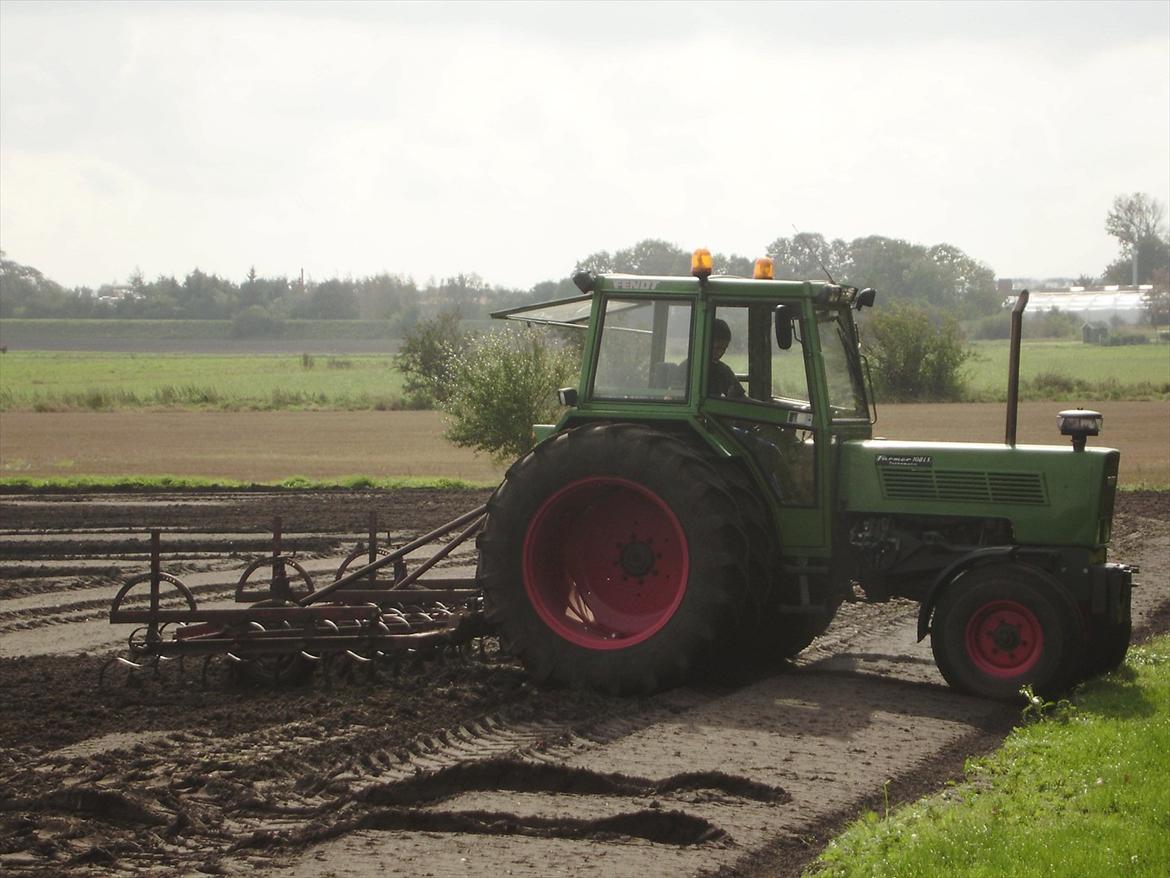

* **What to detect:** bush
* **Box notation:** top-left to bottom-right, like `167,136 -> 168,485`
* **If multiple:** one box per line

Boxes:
862,301 -> 971,401
441,327 -> 580,462
971,311 -> 1011,340
1028,370 -> 1079,395
395,308 -> 473,407
1030,308 -> 1082,339
1106,333 -> 1149,346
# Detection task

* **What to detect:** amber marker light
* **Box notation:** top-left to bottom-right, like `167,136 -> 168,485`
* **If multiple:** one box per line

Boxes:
753,257 -> 774,279
691,248 -> 713,279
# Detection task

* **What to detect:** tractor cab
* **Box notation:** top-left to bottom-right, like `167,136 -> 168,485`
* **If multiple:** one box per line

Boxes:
492,252 -> 877,553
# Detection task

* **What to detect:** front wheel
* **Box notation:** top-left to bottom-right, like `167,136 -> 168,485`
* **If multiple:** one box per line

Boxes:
930,565 -> 1083,701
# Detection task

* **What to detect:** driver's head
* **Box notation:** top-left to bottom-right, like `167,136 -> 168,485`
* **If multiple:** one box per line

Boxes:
712,318 -> 731,360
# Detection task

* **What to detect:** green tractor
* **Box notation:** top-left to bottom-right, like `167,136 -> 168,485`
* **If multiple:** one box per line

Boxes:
476,251 -> 1134,700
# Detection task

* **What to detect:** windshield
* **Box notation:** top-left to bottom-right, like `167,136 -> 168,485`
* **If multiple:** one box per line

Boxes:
817,311 -> 868,420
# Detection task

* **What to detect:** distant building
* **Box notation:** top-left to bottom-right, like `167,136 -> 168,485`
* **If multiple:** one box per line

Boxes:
997,281 -> 1151,323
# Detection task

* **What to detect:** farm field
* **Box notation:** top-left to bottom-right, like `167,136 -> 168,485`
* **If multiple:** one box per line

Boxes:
1,400 -> 1167,487
0,489 -> 1165,878
0,351 -> 409,411
2,341 -> 1169,413
965,338 -> 1170,398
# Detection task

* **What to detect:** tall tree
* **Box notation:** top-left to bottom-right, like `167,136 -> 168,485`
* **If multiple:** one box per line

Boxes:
576,239 -> 690,276
765,232 -> 850,281
0,252 -> 71,317
1103,193 -> 1169,285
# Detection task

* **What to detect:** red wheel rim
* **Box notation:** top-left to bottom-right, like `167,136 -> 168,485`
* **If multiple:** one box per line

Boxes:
964,599 -> 1044,678
522,477 -> 689,650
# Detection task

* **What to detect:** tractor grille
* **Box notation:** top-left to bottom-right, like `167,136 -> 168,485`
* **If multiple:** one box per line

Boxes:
879,469 -> 1047,505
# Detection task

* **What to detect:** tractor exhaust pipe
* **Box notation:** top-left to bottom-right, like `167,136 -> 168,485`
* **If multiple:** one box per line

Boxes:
1005,289 -> 1029,446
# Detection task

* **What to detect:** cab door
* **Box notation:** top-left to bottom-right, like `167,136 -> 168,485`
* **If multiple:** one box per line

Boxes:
699,300 -> 830,552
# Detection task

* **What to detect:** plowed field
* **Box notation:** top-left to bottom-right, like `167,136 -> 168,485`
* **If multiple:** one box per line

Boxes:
0,490 -> 1167,877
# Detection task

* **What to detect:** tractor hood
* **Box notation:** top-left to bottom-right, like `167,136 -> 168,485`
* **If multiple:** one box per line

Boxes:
839,439 -> 1120,548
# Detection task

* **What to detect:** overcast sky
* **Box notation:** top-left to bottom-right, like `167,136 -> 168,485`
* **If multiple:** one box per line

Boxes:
1,0 -> 1168,291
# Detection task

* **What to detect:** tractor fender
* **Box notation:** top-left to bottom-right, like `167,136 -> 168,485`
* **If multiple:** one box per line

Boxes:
915,546 -> 1065,642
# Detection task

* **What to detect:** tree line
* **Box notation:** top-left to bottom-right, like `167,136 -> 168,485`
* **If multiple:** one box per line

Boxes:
0,234 -> 1005,326
3,194 -> 1166,329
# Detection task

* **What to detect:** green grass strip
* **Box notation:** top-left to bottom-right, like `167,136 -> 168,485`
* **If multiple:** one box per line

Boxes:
807,635 -> 1170,877
0,475 -> 495,492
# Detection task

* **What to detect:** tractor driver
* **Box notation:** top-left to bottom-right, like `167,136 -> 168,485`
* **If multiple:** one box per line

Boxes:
708,318 -> 746,399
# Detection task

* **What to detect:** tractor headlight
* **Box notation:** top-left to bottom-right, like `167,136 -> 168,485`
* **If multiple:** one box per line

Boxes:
1058,408 -> 1102,452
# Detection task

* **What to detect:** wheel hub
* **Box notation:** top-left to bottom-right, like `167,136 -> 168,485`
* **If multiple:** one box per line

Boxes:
964,599 -> 1044,678
990,620 -> 1022,653
618,539 -> 656,578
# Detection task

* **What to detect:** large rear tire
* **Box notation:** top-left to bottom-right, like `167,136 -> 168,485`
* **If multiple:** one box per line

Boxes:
477,423 -> 749,694
931,565 -> 1083,701
715,462 -> 836,661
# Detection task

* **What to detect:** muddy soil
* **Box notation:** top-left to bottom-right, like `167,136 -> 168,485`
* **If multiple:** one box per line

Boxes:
0,490 -> 1166,878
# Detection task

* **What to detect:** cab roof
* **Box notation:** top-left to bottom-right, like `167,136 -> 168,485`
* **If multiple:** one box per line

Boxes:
491,273 -> 848,326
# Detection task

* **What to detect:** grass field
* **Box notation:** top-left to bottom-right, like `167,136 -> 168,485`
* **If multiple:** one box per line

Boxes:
966,339 -> 1170,400
0,351 -> 411,411
807,635 -> 1170,878
2,342 -> 1168,412
0,318 -> 399,341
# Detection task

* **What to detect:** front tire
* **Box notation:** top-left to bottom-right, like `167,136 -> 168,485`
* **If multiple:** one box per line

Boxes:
477,424 -> 749,694
931,565 -> 1083,701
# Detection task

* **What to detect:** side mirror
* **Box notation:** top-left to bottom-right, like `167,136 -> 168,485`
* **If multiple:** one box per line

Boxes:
856,288 -> 876,309
774,304 -> 795,350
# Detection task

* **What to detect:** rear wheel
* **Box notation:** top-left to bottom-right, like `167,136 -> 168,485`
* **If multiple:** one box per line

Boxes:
931,565 -> 1083,700
477,423 -> 749,694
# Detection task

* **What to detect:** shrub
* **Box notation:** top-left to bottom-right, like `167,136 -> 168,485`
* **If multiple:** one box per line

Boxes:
1029,370 -> 1079,395
1030,308 -> 1082,339
971,311 -> 1011,340
395,308 -> 473,407
862,301 -> 971,401
971,307 -> 1081,341
1107,333 -> 1149,346
441,327 -> 579,462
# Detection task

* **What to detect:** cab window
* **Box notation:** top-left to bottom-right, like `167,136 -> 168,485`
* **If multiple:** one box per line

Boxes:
592,298 -> 693,401
712,303 -> 812,411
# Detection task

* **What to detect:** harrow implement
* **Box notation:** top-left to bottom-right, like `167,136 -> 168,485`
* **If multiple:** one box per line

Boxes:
104,506 -> 489,683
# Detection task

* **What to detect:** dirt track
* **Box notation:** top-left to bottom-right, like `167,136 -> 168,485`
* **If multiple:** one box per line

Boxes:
0,490 -> 1167,877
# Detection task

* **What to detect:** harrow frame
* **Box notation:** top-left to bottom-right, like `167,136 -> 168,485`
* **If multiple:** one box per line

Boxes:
105,506 -> 489,680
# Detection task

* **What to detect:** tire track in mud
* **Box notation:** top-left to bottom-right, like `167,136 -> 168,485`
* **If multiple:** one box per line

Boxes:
3,662 -> 771,874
